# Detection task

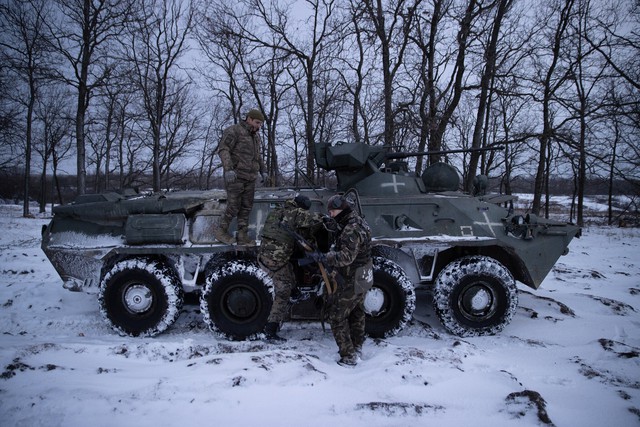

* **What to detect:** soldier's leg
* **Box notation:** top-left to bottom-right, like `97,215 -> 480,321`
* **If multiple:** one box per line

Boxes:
349,297 -> 366,351
267,263 -> 295,324
327,292 -> 358,358
223,180 -> 243,222
237,180 -> 256,230
215,180 -> 243,243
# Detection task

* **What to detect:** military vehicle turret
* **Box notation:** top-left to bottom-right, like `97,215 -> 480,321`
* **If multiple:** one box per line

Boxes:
41,141 -> 580,340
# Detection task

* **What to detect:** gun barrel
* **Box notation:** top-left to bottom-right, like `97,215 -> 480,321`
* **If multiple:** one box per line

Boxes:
386,145 -> 504,160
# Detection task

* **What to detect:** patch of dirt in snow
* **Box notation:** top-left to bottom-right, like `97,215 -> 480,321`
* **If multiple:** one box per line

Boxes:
572,356 -> 640,389
552,263 -> 606,281
517,289 -> 576,321
582,295 -> 637,315
355,401 -> 445,416
503,389 -> 555,426
598,338 -> 640,359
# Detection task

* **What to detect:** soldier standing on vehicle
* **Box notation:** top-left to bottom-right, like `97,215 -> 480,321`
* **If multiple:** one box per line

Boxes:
321,194 -> 373,366
258,195 -> 326,342
214,109 -> 268,245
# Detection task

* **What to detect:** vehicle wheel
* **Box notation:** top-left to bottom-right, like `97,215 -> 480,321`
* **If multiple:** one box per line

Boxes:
200,260 -> 274,340
434,255 -> 518,337
99,258 -> 183,337
364,257 -> 416,338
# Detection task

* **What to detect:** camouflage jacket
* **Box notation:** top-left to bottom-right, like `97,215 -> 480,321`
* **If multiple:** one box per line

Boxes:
217,121 -> 266,181
258,200 -> 325,266
325,208 -> 372,279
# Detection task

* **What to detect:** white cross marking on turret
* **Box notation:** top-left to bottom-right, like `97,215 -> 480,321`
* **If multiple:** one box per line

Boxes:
380,175 -> 406,193
473,211 -> 503,237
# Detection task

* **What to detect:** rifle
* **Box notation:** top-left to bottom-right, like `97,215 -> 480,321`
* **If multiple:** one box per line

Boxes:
279,222 -> 341,295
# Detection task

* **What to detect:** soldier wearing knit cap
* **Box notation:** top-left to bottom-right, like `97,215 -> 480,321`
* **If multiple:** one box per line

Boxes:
214,109 -> 268,245
323,194 -> 372,366
247,109 -> 265,121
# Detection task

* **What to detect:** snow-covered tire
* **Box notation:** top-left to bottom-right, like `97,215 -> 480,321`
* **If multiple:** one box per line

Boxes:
99,258 -> 184,337
434,255 -> 518,337
200,260 -> 274,341
364,257 -> 416,338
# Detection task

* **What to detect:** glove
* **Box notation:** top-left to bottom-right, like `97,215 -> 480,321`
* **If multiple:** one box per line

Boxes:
224,170 -> 237,184
309,251 -> 326,264
298,251 -> 326,266
261,172 -> 268,183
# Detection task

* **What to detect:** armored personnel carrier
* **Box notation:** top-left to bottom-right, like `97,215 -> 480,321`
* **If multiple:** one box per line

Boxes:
41,141 -> 580,339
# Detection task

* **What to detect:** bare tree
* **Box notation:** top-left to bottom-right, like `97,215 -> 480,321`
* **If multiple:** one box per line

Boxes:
558,0 -> 611,226
582,0 -> 640,92
33,85 -> 73,211
94,71 -> 131,192
531,0 -> 576,216
404,0 -> 487,167
49,0 -> 135,196
193,13 -> 245,187
586,0 -> 640,223
0,0 -> 53,216
203,0 -> 339,178
335,2 -> 371,144
195,107 -> 224,190
361,0 -> 423,148
158,85 -> 203,190
465,0 -> 513,192
406,0 -> 449,172
0,64 -> 21,171
207,29 -> 293,185
126,0 -> 195,192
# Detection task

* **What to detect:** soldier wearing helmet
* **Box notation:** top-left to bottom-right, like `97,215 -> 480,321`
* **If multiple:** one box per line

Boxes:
258,195 -> 326,341
323,194 -> 372,366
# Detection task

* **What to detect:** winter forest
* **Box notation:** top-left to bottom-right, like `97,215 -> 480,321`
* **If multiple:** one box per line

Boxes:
0,0 -> 638,226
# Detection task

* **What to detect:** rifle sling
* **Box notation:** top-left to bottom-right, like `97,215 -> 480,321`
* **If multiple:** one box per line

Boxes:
317,262 -> 334,294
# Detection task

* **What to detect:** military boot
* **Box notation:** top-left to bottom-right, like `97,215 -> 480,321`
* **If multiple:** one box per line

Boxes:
337,353 -> 358,367
263,322 -> 286,342
236,228 -> 255,246
213,219 -> 235,244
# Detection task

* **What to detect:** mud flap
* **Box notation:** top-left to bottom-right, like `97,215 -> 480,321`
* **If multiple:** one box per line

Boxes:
354,260 -> 374,295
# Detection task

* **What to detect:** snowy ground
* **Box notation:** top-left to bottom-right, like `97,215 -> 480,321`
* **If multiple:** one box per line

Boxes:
0,201 -> 638,427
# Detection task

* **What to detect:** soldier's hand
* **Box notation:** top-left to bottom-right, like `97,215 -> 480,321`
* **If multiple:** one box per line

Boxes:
224,170 -> 237,184
309,251 -> 326,264
297,254 -> 317,266
298,251 -> 326,266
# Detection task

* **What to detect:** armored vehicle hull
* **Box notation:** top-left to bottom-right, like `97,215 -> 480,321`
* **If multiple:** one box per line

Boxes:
42,169 -> 580,339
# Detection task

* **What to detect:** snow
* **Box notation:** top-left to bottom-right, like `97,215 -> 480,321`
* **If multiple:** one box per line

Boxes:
1,202 -> 639,427
47,231 -> 125,248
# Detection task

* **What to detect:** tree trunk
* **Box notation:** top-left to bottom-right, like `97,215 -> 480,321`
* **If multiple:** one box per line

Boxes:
305,58 -> 315,178
607,119 -> 619,226
465,0 -> 511,192
23,96 -> 34,217
430,0 -> 477,165
532,0 -> 575,215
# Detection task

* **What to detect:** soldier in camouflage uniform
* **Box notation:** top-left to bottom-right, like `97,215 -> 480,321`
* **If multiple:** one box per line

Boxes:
322,194 -> 372,366
214,109 -> 268,245
258,195 -> 326,342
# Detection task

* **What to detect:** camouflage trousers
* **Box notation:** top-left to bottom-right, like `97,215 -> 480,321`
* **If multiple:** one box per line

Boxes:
223,178 -> 256,229
326,285 -> 366,358
259,256 -> 295,324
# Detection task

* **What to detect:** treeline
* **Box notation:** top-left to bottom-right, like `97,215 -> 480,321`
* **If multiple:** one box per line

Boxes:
2,167 -> 636,219
1,0 -> 638,227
